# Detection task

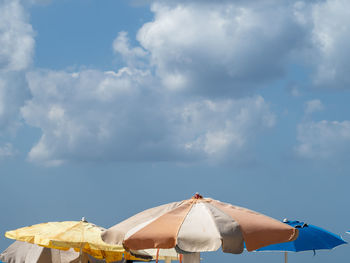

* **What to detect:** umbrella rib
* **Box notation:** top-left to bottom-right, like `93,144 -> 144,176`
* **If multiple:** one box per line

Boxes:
49,221 -> 85,247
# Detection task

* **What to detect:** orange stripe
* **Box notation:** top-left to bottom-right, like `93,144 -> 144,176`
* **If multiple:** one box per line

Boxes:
124,200 -> 194,250
208,199 -> 298,251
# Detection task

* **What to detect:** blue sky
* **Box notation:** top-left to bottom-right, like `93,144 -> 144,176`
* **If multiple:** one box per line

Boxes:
1,0 -> 350,262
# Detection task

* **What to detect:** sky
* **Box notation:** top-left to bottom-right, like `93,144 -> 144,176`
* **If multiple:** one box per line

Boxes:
0,0 -> 350,262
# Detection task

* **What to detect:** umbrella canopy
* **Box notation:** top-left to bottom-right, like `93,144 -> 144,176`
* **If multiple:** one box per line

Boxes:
257,219 -> 347,263
0,241 -> 106,263
257,220 -> 347,252
5,218 -> 127,262
102,194 -> 298,262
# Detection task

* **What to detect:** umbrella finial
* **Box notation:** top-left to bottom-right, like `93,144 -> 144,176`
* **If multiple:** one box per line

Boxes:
81,217 -> 87,222
193,193 -> 203,199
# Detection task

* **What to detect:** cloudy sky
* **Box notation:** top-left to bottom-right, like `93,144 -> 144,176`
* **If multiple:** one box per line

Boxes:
0,0 -> 350,262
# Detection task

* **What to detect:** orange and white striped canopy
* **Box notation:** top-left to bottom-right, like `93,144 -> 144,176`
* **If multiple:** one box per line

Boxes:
102,194 -> 298,254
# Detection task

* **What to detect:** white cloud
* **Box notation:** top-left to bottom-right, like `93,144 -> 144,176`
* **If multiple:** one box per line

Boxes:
0,0 -> 34,135
0,0 -> 278,166
14,0 -> 350,167
129,0 -> 350,93
8,0 -> 350,167
21,68 -> 275,165
304,99 -> 324,115
311,0 -> 350,88
134,0 -> 350,92
0,0 -> 34,72
136,1 -> 309,96
296,120 -> 350,160
178,96 -> 275,161
113,31 -> 148,67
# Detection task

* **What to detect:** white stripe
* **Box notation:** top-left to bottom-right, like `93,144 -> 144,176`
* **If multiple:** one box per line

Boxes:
177,202 -> 221,252
125,218 -> 158,239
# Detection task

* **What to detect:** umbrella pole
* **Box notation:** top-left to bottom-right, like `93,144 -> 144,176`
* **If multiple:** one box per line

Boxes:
156,248 -> 159,263
182,252 -> 200,263
79,248 -> 83,263
284,252 -> 288,263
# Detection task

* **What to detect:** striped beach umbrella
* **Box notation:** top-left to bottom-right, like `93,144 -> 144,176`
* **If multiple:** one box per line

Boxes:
102,194 -> 298,263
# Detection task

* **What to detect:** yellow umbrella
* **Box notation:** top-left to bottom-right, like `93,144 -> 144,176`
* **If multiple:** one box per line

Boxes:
4,217 -> 138,263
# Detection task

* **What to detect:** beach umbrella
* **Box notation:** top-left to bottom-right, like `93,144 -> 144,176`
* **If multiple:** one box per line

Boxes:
257,219 -> 347,263
102,194 -> 299,263
0,241 -> 107,263
5,218 -> 128,263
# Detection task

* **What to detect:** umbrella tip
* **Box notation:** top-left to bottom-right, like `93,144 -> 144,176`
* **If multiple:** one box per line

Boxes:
193,192 -> 203,199
81,217 -> 87,222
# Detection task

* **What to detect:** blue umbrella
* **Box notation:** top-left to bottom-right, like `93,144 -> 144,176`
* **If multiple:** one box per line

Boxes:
257,219 -> 347,263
